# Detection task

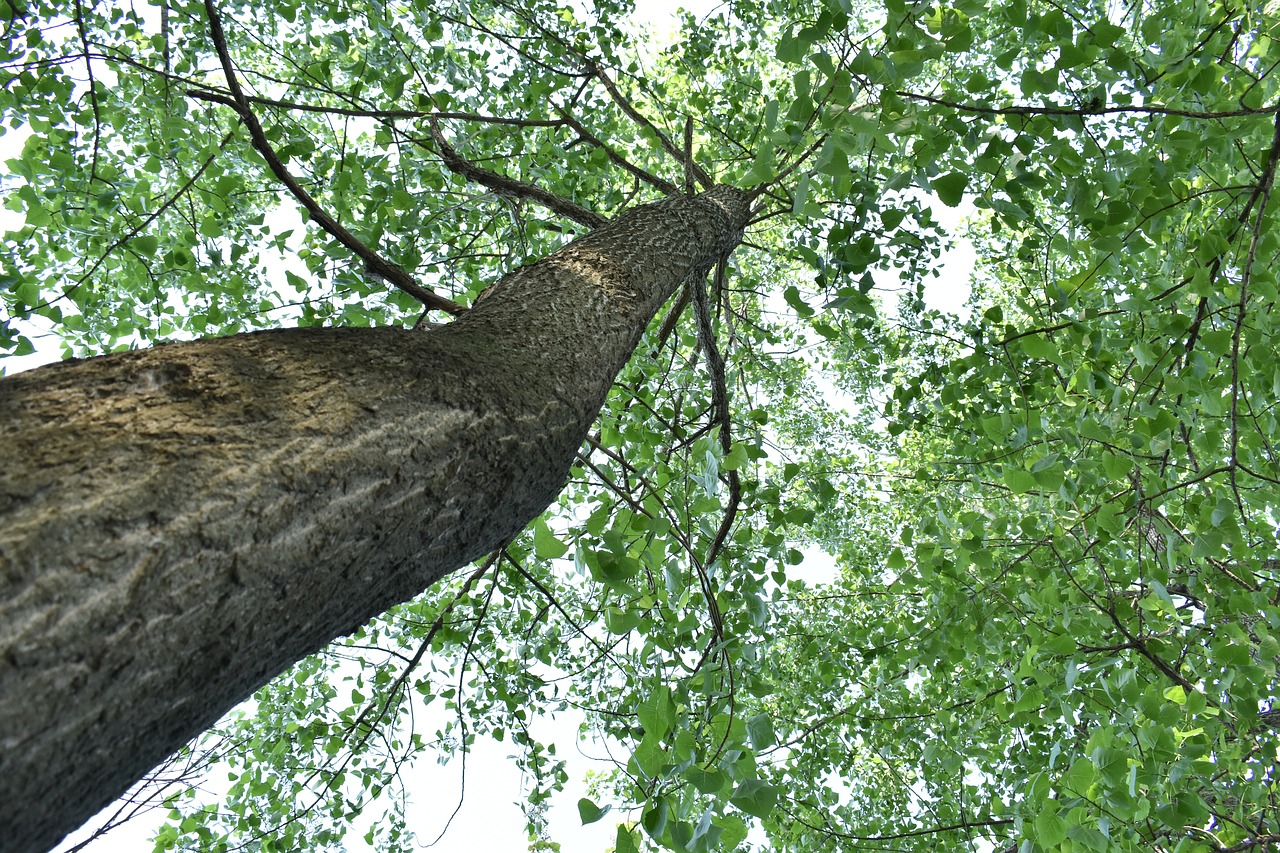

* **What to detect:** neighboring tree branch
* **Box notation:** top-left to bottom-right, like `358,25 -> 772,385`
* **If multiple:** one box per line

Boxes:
587,59 -> 713,190
200,0 -> 464,316
426,117 -> 607,230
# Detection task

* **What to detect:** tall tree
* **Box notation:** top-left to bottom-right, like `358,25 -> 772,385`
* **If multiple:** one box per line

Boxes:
1,0 -> 1278,852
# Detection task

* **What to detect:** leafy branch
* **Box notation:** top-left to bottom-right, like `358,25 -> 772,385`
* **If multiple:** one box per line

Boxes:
425,117 -> 606,229
200,0 -> 464,315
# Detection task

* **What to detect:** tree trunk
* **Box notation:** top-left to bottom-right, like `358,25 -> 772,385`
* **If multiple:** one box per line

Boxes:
0,185 -> 750,853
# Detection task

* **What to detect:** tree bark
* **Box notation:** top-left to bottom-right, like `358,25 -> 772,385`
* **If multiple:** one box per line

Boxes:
0,185 -> 750,853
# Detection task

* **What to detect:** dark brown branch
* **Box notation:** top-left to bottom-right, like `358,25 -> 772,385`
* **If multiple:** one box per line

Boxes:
555,107 -> 681,196
200,0 -> 464,316
189,87 -> 565,126
783,804 -> 1015,843
683,116 -> 695,197
588,59 -> 713,189
651,287 -> 692,354
72,0 -> 102,180
898,89 -> 1277,121
746,133 -> 829,203
692,257 -> 740,572
1227,109 -> 1280,515
426,117 -> 606,229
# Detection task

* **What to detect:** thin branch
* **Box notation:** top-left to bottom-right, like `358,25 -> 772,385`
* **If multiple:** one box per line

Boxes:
189,87 -> 565,126
200,0 -> 463,315
427,117 -> 606,229
1229,109 -> 1280,512
746,133 -> 829,203
588,59 -> 713,189
683,116 -> 694,197
693,257 -> 741,570
501,552 -> 625,671
30,132 -> 236,314
782,802 -> 1014,843
898,90 -> 1278,121
71,0 -> 102,180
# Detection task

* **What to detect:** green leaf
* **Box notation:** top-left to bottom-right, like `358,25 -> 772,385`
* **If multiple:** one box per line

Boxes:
614,825 -> 640,853
1034,804 -> 1068,847
747,712 -> 776,749
1003,467 -> 1038,494
730,779 -> 778,818
1020,334 -> 1058,361
577,797 -> 610,825
784,284 -> 814,317
632,733 -> 665,778
931,172 -> 968,207
638,686 -> 675,739
532,518 -> 569,560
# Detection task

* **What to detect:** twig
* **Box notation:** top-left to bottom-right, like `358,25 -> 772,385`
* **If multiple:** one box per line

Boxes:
200,0 -> 463,315
72,0 -> 102,180
30,132 -> 236,313
1228,108 -> 1280,515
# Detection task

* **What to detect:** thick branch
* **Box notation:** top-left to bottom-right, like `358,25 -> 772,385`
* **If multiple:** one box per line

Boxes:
427,117 -> 607,230
556,106 -> 682,196
201,1 -> 463,315
588,59 -> 714,190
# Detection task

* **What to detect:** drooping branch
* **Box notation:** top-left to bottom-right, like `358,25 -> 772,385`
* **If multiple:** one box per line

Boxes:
200,0 -> 464,316
426,117 -> 607,229
691,256 -> 741,571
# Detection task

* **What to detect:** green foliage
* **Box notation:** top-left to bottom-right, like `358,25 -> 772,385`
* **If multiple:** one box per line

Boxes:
5,0 -> 1280,850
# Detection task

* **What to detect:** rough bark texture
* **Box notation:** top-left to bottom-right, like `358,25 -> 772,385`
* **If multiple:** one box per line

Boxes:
0,185 -> 750,853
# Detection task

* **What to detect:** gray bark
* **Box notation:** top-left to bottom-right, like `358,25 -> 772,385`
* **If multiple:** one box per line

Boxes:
0,185 -> 750,853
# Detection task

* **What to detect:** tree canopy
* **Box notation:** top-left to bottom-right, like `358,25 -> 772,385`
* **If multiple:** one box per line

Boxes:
3,0 -> 1280,850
